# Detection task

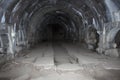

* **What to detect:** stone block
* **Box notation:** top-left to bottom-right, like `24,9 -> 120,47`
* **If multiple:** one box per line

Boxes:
105,49 -> 119,57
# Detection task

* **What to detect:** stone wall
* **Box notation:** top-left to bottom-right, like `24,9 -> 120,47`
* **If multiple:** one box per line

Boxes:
97,12 -> 120,57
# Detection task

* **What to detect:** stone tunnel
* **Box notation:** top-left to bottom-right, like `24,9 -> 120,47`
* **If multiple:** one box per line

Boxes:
0,0 -> 120,80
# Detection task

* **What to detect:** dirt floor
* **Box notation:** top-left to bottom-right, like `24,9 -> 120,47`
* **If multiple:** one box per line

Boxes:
0,42 -> 120,80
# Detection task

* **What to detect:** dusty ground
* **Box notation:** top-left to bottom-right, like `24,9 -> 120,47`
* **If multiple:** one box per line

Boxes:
0,42 -> 120,80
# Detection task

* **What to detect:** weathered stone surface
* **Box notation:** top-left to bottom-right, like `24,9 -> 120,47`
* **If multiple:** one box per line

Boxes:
105,49 -> 119,57
14,74 -> 30,80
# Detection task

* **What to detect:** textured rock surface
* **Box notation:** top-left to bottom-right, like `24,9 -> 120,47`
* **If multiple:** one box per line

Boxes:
105,49 -> 119,57
0,0 -> 120,57
0,42 -> 120,80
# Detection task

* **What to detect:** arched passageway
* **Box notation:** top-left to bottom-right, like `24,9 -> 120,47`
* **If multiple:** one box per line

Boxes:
0,0 -> 120,80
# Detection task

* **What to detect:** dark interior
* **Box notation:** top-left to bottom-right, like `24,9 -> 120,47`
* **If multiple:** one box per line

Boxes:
0,0 -> 120,80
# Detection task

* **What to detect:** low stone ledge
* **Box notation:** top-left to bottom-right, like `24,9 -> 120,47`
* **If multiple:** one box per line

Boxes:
105,49 -> 120,57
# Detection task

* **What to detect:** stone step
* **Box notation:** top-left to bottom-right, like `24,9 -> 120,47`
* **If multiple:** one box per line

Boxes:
33,44 -> 54,69
56,63 -> 83,71
16,43 -> 54,69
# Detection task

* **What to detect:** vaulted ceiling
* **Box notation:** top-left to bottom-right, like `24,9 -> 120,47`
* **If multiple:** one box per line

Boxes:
0,0 -> 119,30
0,0 -> 120,43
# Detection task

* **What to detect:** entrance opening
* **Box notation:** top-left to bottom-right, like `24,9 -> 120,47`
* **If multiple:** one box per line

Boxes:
34,11 -> 79,44
41,23 -> 67,42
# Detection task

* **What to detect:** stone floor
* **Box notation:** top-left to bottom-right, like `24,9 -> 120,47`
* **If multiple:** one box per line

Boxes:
0,42 -> 120,80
